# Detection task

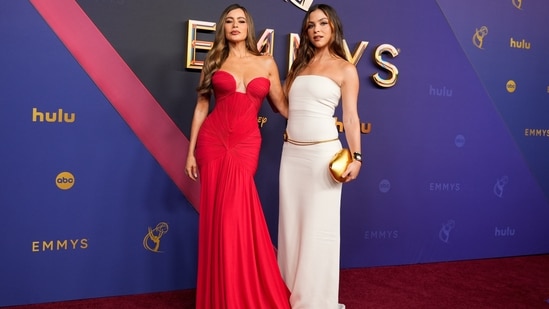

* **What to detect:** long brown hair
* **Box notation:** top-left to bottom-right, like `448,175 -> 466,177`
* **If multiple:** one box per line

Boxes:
285,4 -> 347,94
196,4 -> 260,95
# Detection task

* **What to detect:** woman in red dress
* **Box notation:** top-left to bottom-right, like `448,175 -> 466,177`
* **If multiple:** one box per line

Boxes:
185,4 -> 290,309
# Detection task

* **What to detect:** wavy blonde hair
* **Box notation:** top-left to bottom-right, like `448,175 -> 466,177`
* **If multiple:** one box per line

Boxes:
285,4 -> 347,94
197,4 -> 260,95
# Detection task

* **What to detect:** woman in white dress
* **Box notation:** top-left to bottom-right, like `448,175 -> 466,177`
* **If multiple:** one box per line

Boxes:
278,4 -> 362,309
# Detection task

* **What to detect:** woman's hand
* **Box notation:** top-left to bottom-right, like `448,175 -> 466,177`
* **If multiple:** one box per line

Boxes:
185,154 -> 199,181
342,160 -> 361,183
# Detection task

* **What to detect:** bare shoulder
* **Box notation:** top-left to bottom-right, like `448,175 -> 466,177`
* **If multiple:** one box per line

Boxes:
253,54 -> 280,77
257,54 -> 277,68
331,58 -> 358,85
337,58 -> 358,77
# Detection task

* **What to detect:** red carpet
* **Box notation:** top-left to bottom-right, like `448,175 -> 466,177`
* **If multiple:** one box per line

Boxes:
5,254 -> 549,309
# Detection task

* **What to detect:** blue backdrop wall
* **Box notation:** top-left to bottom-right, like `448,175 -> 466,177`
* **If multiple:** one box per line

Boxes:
1,0 -> 548,306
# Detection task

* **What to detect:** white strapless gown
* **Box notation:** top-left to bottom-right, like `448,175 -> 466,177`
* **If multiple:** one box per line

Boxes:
278,75 -> 345,309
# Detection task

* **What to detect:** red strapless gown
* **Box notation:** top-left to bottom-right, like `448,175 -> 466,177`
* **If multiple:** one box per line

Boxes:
194,70 -> 290,309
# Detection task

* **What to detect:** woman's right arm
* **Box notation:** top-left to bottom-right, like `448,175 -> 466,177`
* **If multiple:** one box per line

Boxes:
186,74 -> 210,181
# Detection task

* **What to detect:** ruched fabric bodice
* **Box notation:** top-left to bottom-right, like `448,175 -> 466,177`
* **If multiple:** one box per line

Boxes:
195,70 -> 270,176
194,70 -> 291,309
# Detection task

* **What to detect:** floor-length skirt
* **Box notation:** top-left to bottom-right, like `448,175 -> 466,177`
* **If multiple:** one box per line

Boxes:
195,124 -> 290,309
278,140 -> 343,309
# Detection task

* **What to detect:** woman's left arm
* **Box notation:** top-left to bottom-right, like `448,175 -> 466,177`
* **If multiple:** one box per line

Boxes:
264,56 -> 288,118
340,62 -> 362,181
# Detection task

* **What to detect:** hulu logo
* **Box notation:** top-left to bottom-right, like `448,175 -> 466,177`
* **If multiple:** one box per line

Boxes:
494,226 -> 515,237
509,37 -> 531,49
429,85 -> 453,97
32,108 -> 75,123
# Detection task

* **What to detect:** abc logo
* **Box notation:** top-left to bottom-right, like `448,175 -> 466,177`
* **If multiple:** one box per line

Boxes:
455,134 -> 466,148
56,172 -> 75,190
506,80 -> 516,93
379,179 -> 391,193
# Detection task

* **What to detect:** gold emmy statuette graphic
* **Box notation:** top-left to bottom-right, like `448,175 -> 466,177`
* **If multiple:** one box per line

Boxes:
143,222 -> 169,253
472,26 -> 488,49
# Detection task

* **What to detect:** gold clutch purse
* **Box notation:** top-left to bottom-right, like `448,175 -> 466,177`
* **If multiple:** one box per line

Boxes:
329,148 -> 352,183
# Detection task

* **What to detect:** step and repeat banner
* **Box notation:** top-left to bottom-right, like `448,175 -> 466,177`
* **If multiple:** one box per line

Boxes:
1,0 -> 548,306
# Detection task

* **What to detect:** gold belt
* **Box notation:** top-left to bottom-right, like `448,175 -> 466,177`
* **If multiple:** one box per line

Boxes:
283,132 -> 338,146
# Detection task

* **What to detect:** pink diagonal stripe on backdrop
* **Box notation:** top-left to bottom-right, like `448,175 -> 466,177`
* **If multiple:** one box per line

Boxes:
30,0 -> 200,210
